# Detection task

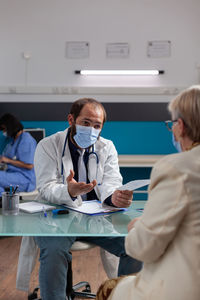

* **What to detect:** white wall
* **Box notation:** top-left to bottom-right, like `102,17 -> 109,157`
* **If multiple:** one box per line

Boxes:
0,0 -> 200,101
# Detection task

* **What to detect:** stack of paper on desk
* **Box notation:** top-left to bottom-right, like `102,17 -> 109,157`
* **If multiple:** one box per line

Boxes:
19,201 -> 55,213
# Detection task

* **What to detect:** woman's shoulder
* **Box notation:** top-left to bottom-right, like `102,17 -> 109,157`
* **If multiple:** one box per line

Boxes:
154,148 -> 199,176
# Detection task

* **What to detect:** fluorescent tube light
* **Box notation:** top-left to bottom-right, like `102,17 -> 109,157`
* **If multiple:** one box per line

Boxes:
75,70 -> 164,75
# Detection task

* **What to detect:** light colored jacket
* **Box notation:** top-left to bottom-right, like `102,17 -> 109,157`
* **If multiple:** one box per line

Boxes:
109,145 -> 200,300
16,128 -> 122,291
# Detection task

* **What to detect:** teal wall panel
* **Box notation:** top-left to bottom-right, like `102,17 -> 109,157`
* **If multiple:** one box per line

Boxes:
0,120 -> 176,201
102,121 -> 175,154
0,120 -> 176,155
22,120 -> 176,155
120,167 -> 152,184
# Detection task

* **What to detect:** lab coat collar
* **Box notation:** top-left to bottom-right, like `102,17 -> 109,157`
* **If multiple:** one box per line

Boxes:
61,129 -> 73,180
93,135 -> 107,151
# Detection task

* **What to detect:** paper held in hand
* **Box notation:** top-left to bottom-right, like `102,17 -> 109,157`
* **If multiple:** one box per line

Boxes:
118,179 -> 150,191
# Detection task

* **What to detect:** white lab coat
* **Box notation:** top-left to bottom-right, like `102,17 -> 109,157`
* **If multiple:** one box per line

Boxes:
16,128 -> 122,292
33,128 -> 122,205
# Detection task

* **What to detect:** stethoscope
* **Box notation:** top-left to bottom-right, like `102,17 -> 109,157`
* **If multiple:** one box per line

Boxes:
61,133 -> 99,183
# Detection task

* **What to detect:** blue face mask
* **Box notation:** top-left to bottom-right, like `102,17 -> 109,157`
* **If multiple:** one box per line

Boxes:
172,133 -> 182,152
73,124 -> 101,149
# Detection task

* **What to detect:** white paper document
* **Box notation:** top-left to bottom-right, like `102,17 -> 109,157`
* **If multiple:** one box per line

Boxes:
64,200 -> 125,215
19,201 -> 56,213
118,179 -> 150,191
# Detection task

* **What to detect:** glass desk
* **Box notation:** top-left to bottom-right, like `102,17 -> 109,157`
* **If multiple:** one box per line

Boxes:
0,201 -> 145,237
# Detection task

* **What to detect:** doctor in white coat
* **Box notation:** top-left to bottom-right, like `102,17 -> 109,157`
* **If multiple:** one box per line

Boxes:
17,98 -> 142,300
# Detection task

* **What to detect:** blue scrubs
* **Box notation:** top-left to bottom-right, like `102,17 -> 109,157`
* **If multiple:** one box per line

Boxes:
0,132 -> 37,195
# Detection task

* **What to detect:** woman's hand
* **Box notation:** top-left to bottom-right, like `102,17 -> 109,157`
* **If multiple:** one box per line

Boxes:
0,155 -> 33,169
0,155 -> 10,163
127,217 -> 140,232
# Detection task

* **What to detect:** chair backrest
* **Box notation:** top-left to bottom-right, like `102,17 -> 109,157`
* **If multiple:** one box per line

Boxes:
24,128 -> 45,143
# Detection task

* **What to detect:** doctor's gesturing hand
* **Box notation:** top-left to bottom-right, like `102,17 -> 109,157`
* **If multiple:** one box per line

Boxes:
67,169 -> 97,197
111,190 -> 133,208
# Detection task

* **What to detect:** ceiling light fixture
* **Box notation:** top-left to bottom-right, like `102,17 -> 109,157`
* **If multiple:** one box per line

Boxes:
75,70 -> 164,75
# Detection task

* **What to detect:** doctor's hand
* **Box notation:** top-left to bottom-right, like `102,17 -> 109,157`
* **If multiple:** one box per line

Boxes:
67,169 -> 97,198
111,190 -> 133,208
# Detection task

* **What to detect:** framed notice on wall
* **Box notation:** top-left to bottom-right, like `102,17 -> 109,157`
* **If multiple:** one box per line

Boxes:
66,41 -> 89,59
106,43 -> 130,58
147,40 -> 171,58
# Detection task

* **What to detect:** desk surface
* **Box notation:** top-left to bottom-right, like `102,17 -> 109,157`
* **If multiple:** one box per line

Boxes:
0,201 -> 145,237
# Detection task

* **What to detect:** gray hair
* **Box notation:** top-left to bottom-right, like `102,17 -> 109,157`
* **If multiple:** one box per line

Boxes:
168,85 -> 200,142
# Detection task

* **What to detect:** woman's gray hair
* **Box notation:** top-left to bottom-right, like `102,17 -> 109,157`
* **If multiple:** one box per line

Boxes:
168,85 -> 200,142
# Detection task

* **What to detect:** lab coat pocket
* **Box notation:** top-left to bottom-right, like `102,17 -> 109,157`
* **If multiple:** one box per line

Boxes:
96,163 -> 104,185
88,155 -> 103,184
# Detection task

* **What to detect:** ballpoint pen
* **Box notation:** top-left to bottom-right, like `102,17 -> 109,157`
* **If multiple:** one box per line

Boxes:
9,185 -> 13,209
13,185 -> 19,194
43,206 -> 47,217
9,185 -> 13,196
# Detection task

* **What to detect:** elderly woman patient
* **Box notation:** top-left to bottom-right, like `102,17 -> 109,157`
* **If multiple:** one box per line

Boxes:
97,85 -> 200,300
